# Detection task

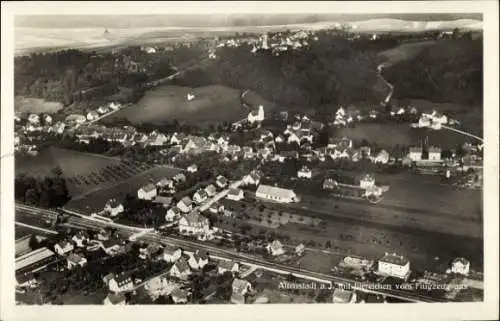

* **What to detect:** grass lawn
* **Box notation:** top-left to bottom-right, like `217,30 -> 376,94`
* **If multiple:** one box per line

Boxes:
15,96 -> 64,115
103,84 -> 256,127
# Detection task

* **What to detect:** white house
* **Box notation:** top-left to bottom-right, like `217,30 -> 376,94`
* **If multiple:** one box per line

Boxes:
216,175 -> 229,189
66,253 -> 87,269
104,199 -> 124,217
28,114 -> 40,124
408,147 -> 423,162
157,178 -> 174,189
377,253 -> 411,280
169,258 -> 191,280
266,240 -> 285,256
54,240 -> 74,256
187,92 -> 196,101
295,243 -> 305,256
109,273 -> 134,293
52,122 -> 66,134
108,102 -> 121,111
178,211 -> 210,236
187,164 -> 198,173
248,105 -> 265,124
428,147 -> 442,161
97,106 -> 110,114
226,188 -> 244,201
86,111 -> 100,121
204,184 -> 217,197
359,174 -> 375,189
163,245 -> 182,263
165,207 -> 181,222
187,251 -> 209,270
451,257 -> 470,276
193,189 -> 208,205
71,231 -> 89,248
177,196 -> 193,213
374,150 -> 390,164
231,278 -> 252,304
218,260 -> 239,275
44,115 -> 53,125
297,166 -> 312,179
137,184 -> 157,200
242,170 -> 261,186
256,185 -> 298,203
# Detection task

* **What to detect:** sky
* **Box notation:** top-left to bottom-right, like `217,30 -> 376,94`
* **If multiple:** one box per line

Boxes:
15,13 -> 482,29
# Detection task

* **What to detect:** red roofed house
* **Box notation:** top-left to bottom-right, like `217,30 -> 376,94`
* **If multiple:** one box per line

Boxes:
67,253 -> 87,269
218,260 -> 239,275
227,188 -> 244,201
104,199 -> 124,217
163,245 -> 182,263
193,189 -> 208,205
187,250 -> 209,270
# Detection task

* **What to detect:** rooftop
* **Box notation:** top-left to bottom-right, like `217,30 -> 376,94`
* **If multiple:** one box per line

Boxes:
379,253 -> 409,266
15,247 -> 55,271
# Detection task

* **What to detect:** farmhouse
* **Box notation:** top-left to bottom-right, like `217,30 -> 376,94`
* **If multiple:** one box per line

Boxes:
204,184 -> 217,197
451,257 -> 470,276
248,105 -> 265,124
374,149 -> 390,164
242,170 -> 261,186
428,147 -> 442,161
227,188 -> 244,201
187,251 -> 209,270
171,288 -> 190,304
28,114 -> 40,124
256,185 -> 298,203
377,252 -> 411,280
169,258 -> 192,280
65,114 -> 86,126
71,231 -> 89,248
216,175 -> 229,189
178,211 -> 210,235
100,238 -> 125,256
103,293 -> 127,305
408,147 -> 423,162
163,245 -> 182,263
177,196 -> 193,213
138,184 -> 157,200
54,240 -> 74,256
165,207 -> 181,222
86,111 -> 100,121
157,178 -> 174,189
359,174 -> 376,189
231,278 -> 252,304
193,189 -> 208,205
297,166 -> 312,179
266,240 -> 285,256
218,260 -> 239,275
109,273 -> 134,293
67,253 -> 87,269
104,199 -> 124,217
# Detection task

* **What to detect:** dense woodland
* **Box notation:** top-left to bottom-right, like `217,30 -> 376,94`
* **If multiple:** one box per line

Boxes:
384,38 -> 483,105
175,31 -> 482,109
15,167 -> 70,207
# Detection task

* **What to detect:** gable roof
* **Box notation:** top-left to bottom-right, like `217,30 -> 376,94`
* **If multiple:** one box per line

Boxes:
140,183 -> 156,193
180,196 -> 193,206
173,258 -> 190,273
256,185 -> 295,199
218,260 -> 238,270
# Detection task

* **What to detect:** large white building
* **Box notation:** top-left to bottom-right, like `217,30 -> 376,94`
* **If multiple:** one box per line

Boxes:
377,252 -> 411,280
248,105 -> 265,124
408,147 -> 423,162
428,147 -> 442,161
256,185 -> 298,203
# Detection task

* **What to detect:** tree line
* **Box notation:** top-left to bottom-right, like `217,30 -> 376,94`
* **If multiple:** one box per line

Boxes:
15,167 -> 70,207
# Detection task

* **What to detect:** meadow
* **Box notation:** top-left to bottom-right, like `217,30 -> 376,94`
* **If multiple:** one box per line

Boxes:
378,41 -> 436,66
102,85 -> 253,127
15,96 -> 64,114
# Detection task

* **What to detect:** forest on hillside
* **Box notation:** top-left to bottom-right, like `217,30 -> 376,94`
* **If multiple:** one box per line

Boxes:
383,39 -> 483,105
176,34 -> 482,110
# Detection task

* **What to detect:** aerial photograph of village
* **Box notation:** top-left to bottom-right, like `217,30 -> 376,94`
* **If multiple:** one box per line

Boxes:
11,10 -> 485,306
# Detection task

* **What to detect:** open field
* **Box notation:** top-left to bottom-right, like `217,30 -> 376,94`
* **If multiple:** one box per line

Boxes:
378,41 -> 436,66
65,165 -> 183,213
337,120 -> 481,149
103,85 -> 250,127
16,147 -> 156,197
15,96 -> 64,114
